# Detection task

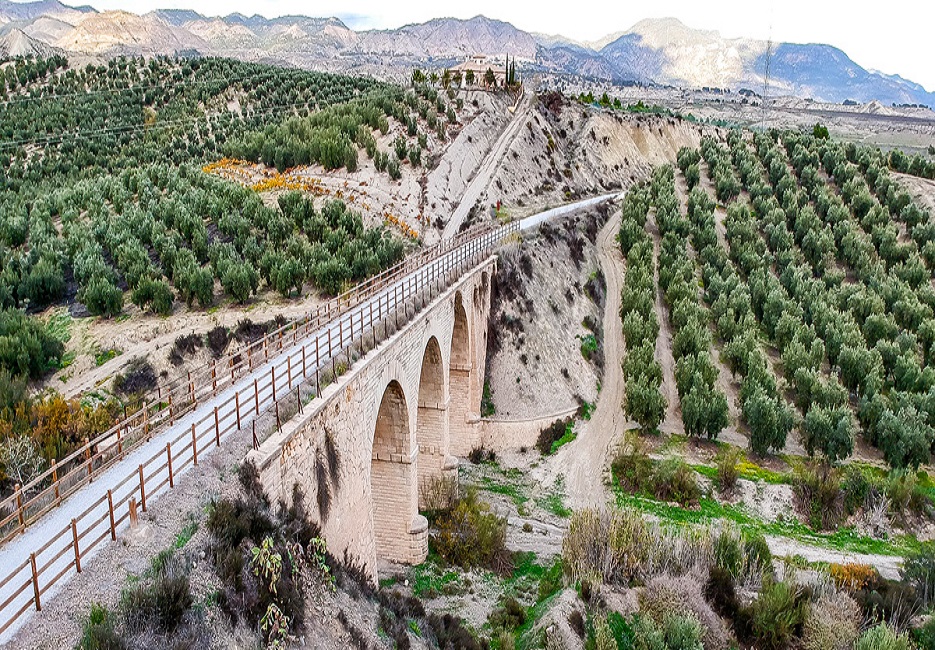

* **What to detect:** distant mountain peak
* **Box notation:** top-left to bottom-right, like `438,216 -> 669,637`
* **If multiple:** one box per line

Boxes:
0,2 -> 930,107
0,24 -> 63,57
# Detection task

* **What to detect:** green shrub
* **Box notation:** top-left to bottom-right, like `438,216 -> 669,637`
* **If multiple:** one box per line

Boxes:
632,614 -> 667,650
592,615 -> 617,650
488,596 -> 526,632
714,530 -> 743,578
856,624 -> 912,650
653,457 -> 701,506
793,462 -> 845,530
536,417 -> 575,455
612,436 -> 700,506
77,603 -> 124,650
715,447 -> 741,493
0,307 -> 64,378
537,558 -> 563,601
607,611 -> 633,649
885,471 -> 929,518
746,576 -> 808,650
612,435 -> 655,495
912,615 -> 935,650
662,614 -> 705,650
743,532 -> 772,575
432,489 -> 511,573
632,614 -> 704,650
901,541 -> 935,607
81,275 -> 124,318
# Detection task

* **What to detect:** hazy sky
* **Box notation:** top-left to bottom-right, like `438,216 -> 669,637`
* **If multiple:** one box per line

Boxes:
86,0 -> 934,90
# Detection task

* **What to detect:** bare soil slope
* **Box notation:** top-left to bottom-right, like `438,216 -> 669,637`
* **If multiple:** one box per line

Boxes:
485,204 -> 612,419
479,96 -> 708,220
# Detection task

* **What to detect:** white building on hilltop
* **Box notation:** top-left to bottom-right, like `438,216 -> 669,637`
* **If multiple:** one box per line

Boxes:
446,54 -> 507,88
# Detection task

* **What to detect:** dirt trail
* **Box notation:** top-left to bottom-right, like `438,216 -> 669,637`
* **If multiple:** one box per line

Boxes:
442,88 -> 531,239
553,210 -> 631,509
767,536 -> 902,580
646,212 -> 682,431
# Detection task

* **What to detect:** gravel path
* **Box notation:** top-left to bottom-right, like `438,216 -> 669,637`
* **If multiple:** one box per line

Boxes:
766,536 -> 902,580
555,210 -> 630,509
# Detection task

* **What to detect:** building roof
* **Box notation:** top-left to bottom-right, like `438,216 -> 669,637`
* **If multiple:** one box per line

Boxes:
448,60 -> 505,74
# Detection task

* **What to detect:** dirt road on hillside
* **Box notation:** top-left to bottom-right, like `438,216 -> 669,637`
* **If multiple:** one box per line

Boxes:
442,89 -> 531,239
554,211 -> 632,509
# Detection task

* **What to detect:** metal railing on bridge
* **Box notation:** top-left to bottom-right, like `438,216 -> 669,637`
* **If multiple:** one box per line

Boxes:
0,219 -> 519,640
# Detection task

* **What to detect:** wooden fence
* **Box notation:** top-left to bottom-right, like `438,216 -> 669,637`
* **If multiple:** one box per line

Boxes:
0,220 -> 517,640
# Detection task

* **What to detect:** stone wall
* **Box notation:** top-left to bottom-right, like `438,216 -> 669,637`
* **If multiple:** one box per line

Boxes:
472,407 -> 580,453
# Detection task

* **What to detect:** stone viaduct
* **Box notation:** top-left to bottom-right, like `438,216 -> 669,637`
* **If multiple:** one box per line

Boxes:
249,258 -> 495,580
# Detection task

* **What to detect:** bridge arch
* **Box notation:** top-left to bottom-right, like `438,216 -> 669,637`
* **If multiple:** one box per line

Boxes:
448,292 -> 474,456
370,379 -> 425,564
416,336 -> 455,508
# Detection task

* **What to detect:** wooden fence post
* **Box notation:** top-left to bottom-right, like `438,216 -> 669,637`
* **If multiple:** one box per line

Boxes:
129,498 -> 138,529
72,518 -> 81,573
328,328 -> 335,378
107,489 -> 116,541
275,402 -> 281,432
271,366 -> 277,403
167,443 -> 174,489
30,553 -> 40,612
84,437 -> 92,480
139,464 -> 147,512
302,346 -> 307,379
254,378 -> 259,415
297,387 -> 302,414
191,423 -> 198,467
188,371 -> 195,405
252,421 -> 258,450
235,392 -> 241,430
214,407 -> 220,447
52,459 -> 60,504
15,483 -> 24,532
117,427 -> 123,460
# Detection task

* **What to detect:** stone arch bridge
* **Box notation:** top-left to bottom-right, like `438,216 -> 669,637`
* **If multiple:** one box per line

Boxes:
250,259 -> 495,579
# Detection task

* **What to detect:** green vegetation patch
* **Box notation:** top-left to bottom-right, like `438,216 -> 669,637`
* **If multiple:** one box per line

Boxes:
94,347 -> 122,367
613,484 -> 920,557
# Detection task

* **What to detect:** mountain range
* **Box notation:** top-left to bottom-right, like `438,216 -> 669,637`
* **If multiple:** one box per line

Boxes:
1,0 -> 932,107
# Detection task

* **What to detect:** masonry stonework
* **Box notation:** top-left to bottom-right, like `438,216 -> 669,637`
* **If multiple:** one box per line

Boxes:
248,258 -> 494,582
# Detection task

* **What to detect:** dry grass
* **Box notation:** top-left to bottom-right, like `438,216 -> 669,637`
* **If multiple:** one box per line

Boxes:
802,590 -> 862,650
